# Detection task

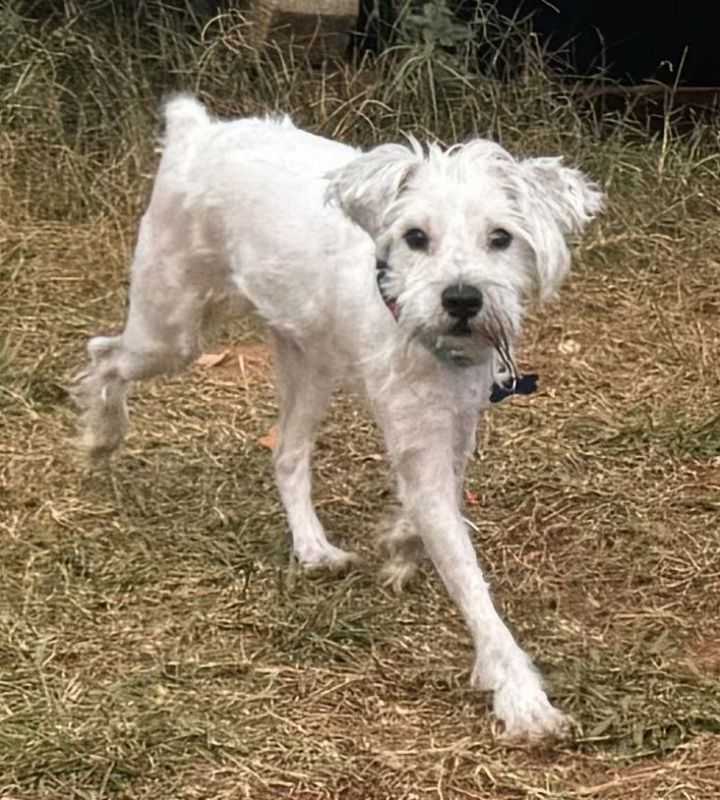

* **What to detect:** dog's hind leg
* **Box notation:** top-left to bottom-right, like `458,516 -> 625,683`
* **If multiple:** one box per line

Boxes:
73,333 -> 135,464
377,473 -> 425,591
378,505 -> 424,592
72,233 -> 223,465
73,303 -> 204,465
272,333 -> 358,571
378,408 -> 477,592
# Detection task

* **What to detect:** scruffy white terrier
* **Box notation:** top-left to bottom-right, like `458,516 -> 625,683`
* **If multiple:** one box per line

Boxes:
74,96 -> 603,741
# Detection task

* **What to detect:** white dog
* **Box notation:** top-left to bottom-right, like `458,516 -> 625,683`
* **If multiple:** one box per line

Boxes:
74,96 -> 603,740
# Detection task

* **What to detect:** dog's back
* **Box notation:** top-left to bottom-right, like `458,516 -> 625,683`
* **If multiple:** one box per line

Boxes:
160,94 -> 356,178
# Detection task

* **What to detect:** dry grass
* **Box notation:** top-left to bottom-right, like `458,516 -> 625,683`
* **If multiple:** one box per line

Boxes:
2,3 -> 720,798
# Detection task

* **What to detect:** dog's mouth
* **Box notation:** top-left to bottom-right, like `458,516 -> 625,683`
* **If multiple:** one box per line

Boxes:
375,261 -> 522,375
375,259 -> 401,320
447,319 -> 473,338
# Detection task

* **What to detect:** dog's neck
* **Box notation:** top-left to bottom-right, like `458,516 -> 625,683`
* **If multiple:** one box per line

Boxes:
375,257 -> 538,402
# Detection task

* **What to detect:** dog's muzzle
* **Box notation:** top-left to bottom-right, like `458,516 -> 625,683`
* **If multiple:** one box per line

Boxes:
373,257 -> 538,401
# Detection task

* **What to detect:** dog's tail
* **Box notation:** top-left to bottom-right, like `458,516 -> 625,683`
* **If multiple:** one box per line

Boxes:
163,93 -> 211,146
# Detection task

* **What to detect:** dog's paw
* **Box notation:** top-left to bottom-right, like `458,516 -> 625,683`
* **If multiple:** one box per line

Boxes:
379,557 -> 418,593
297,543 -> 359,573
376,513 -> 423,591
491,681 -> 574,743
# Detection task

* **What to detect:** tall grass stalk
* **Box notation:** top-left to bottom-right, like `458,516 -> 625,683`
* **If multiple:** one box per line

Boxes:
1,0 -> 719,255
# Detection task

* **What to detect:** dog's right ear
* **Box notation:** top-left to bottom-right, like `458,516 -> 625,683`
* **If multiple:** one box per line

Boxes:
326,144 -> 422,239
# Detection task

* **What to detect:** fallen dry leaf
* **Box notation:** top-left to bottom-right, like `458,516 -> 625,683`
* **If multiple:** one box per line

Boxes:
257,425 -> 278,451
464,489 -> 479,506
684,637 -> 720,677
196,351 -> 230,368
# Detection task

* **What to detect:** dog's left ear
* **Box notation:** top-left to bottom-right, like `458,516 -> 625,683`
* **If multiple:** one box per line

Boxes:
517,157 -> 604,301
326,143 -> 423,240
521,157 -> 604,235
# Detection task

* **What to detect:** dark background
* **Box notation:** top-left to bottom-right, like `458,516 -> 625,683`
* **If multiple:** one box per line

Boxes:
359,0 -> 720,85
496,0 -> 720,85
19,0 -> 720,85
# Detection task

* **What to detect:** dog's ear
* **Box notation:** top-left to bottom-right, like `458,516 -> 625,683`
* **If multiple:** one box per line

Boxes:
521,157 -> 604,235
516,157 -> 604,301
326,143 -> 422,239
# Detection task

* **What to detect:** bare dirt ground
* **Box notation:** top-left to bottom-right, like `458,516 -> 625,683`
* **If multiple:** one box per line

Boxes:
1,212 -> 719,798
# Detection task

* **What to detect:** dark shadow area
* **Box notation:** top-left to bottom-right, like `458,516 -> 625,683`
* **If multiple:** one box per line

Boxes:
356,0 -> 720,86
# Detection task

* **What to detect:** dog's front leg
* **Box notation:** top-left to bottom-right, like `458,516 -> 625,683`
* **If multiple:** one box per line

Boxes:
391,425 -> 569,741
272,333 -> 358,571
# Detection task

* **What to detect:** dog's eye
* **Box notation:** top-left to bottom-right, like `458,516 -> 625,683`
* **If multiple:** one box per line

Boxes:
403,228 -> 429,251
489,228 -> 512,250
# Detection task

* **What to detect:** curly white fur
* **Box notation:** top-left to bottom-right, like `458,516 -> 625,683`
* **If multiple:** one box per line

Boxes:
73,95 -> 603,741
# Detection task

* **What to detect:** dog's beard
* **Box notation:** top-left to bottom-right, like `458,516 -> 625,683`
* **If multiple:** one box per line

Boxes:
478,304 -> 524,382
391,281 -> 521,368
435,302 -> 518,351
477,304 -> 516,353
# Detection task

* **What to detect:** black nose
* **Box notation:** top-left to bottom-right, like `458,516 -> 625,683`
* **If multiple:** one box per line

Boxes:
441,284 -> 483,319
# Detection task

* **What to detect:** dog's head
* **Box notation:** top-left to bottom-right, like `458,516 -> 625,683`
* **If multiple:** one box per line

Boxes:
327,139 -> 603,360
